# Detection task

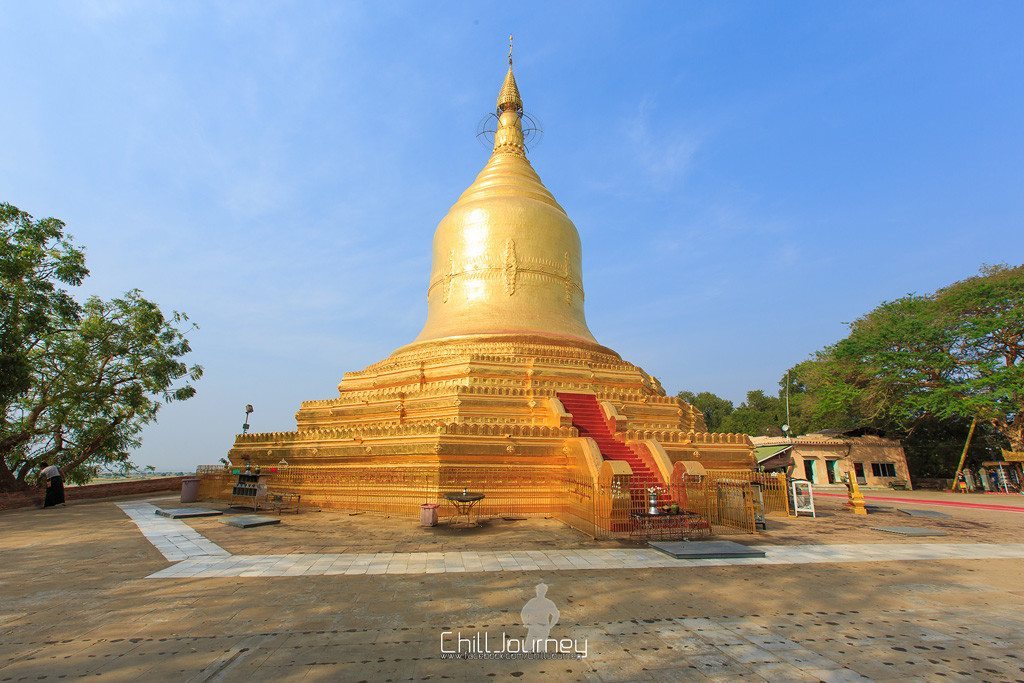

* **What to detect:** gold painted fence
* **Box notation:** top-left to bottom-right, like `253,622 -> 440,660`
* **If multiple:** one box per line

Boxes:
196,465 -> 761,539
705,469 -> 790,516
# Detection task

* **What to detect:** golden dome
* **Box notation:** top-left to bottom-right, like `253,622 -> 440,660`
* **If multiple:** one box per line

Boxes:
413,60 -> 597,345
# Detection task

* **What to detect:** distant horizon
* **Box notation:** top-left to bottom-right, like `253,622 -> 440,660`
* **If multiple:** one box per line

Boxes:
3,3 -> 1021,470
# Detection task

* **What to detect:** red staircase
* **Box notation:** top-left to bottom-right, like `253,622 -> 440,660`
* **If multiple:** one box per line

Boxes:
558,392 -> 711,539
557,393 -> 667,496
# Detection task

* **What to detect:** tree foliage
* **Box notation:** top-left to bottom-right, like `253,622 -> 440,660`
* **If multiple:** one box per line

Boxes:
678,266 -> 1020,475
677,389 -> 786,437
0,204 -> 87,407
0,203 -> 202,491
719,390 -> 786,437
793,264 -> 1023,451
677,391 -> 734,432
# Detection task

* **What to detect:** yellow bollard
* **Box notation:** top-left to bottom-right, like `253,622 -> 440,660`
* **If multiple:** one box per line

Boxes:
845,473 -> 868,515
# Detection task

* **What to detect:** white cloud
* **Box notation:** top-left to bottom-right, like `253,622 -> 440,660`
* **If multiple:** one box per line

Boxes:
623,96 -> 705,189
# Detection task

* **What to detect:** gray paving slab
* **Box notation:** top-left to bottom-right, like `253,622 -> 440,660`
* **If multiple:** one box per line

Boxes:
897,508 -> 952,519
154,508 -> 223,519
649,540 -> 767,559
222,515 -> 282,528
871,526 -> 948,537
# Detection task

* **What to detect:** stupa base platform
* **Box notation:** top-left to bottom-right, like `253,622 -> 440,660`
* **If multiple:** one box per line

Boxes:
196,458 -> 788,540
200,337 -> 776,540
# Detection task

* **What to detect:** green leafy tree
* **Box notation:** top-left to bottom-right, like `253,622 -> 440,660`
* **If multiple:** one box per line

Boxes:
792,264 -> 1023,454
0,204 -> 87,407
719,390 -> 786,436
0,203 -> 202,491
677,391 -> 734,432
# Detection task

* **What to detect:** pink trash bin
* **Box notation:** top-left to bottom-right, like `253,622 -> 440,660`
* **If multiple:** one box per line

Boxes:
420,503 -> 439,527
180,478 -> 200,503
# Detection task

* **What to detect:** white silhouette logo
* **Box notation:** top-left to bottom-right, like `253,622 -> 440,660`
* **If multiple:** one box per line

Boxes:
439,583 -> 587,659
521,583 -> 560,652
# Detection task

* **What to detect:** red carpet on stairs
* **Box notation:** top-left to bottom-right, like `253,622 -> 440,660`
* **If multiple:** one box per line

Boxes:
557,393 -> 668,497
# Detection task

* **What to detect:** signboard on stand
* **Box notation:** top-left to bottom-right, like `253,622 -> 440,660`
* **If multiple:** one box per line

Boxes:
791,479 -> 815,518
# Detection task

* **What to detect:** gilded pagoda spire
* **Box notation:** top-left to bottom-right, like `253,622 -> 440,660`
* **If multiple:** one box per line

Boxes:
496,35 -> 523,114
412,38 -> 597,346
493,36 -> 525,156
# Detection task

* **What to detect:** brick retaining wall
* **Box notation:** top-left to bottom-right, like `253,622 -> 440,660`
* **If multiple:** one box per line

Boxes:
0,476 -> 187,512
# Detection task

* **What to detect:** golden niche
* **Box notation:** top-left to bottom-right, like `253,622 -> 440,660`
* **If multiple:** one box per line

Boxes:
211,46 -> 757,534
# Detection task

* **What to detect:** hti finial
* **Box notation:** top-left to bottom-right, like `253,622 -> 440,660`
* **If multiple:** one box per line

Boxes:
495,34 -> 523,115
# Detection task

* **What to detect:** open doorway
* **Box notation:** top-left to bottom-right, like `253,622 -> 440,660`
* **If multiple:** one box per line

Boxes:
803,459 -> 816,483
854,462 -> 866,485
826,459 -> 839,484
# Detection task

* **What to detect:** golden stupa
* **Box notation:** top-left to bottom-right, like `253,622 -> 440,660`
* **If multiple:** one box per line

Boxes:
215,45 -> 755,530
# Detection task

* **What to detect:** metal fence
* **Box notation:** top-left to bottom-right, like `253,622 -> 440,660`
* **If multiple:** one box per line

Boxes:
590,477 -> 715,540
196,463 -> 760,539
705,469 -> 790,516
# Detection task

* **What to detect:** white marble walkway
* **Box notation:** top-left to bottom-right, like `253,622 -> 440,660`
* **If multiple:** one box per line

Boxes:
143,542 -> 1024,579
117,501 -> 1024,579
117,501 -> 229,561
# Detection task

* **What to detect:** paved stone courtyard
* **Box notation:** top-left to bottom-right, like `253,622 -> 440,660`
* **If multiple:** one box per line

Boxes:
2,494 -> 1024,681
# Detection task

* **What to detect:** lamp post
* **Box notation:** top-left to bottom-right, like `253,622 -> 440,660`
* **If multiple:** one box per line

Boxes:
242,404 -> 253,434
782,370 -> 792,441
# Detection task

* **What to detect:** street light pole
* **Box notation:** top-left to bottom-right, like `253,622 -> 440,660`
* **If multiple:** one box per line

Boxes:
782,370 -> 792,441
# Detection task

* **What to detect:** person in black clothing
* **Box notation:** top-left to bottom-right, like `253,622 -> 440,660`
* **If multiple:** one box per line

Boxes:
39,462 -> 65,507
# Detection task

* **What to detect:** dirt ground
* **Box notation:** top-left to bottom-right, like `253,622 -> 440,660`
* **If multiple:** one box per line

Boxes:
760,497 -> 1023,546
1,493 -> 1023,681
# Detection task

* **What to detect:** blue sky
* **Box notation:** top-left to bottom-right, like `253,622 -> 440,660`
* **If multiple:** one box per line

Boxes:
2,2 -> 1022,470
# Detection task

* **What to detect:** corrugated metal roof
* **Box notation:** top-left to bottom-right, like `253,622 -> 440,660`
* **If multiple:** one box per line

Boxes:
754,444 -> 792,463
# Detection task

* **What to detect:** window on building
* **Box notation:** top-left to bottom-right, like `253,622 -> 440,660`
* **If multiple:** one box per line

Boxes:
871,462 -> 897,478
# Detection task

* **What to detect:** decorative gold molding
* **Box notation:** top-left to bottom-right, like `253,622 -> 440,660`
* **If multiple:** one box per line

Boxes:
442,250 -> 455,303
426,255 -> 584,300
562,252 -> 572,303
503,239 -> 518,295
